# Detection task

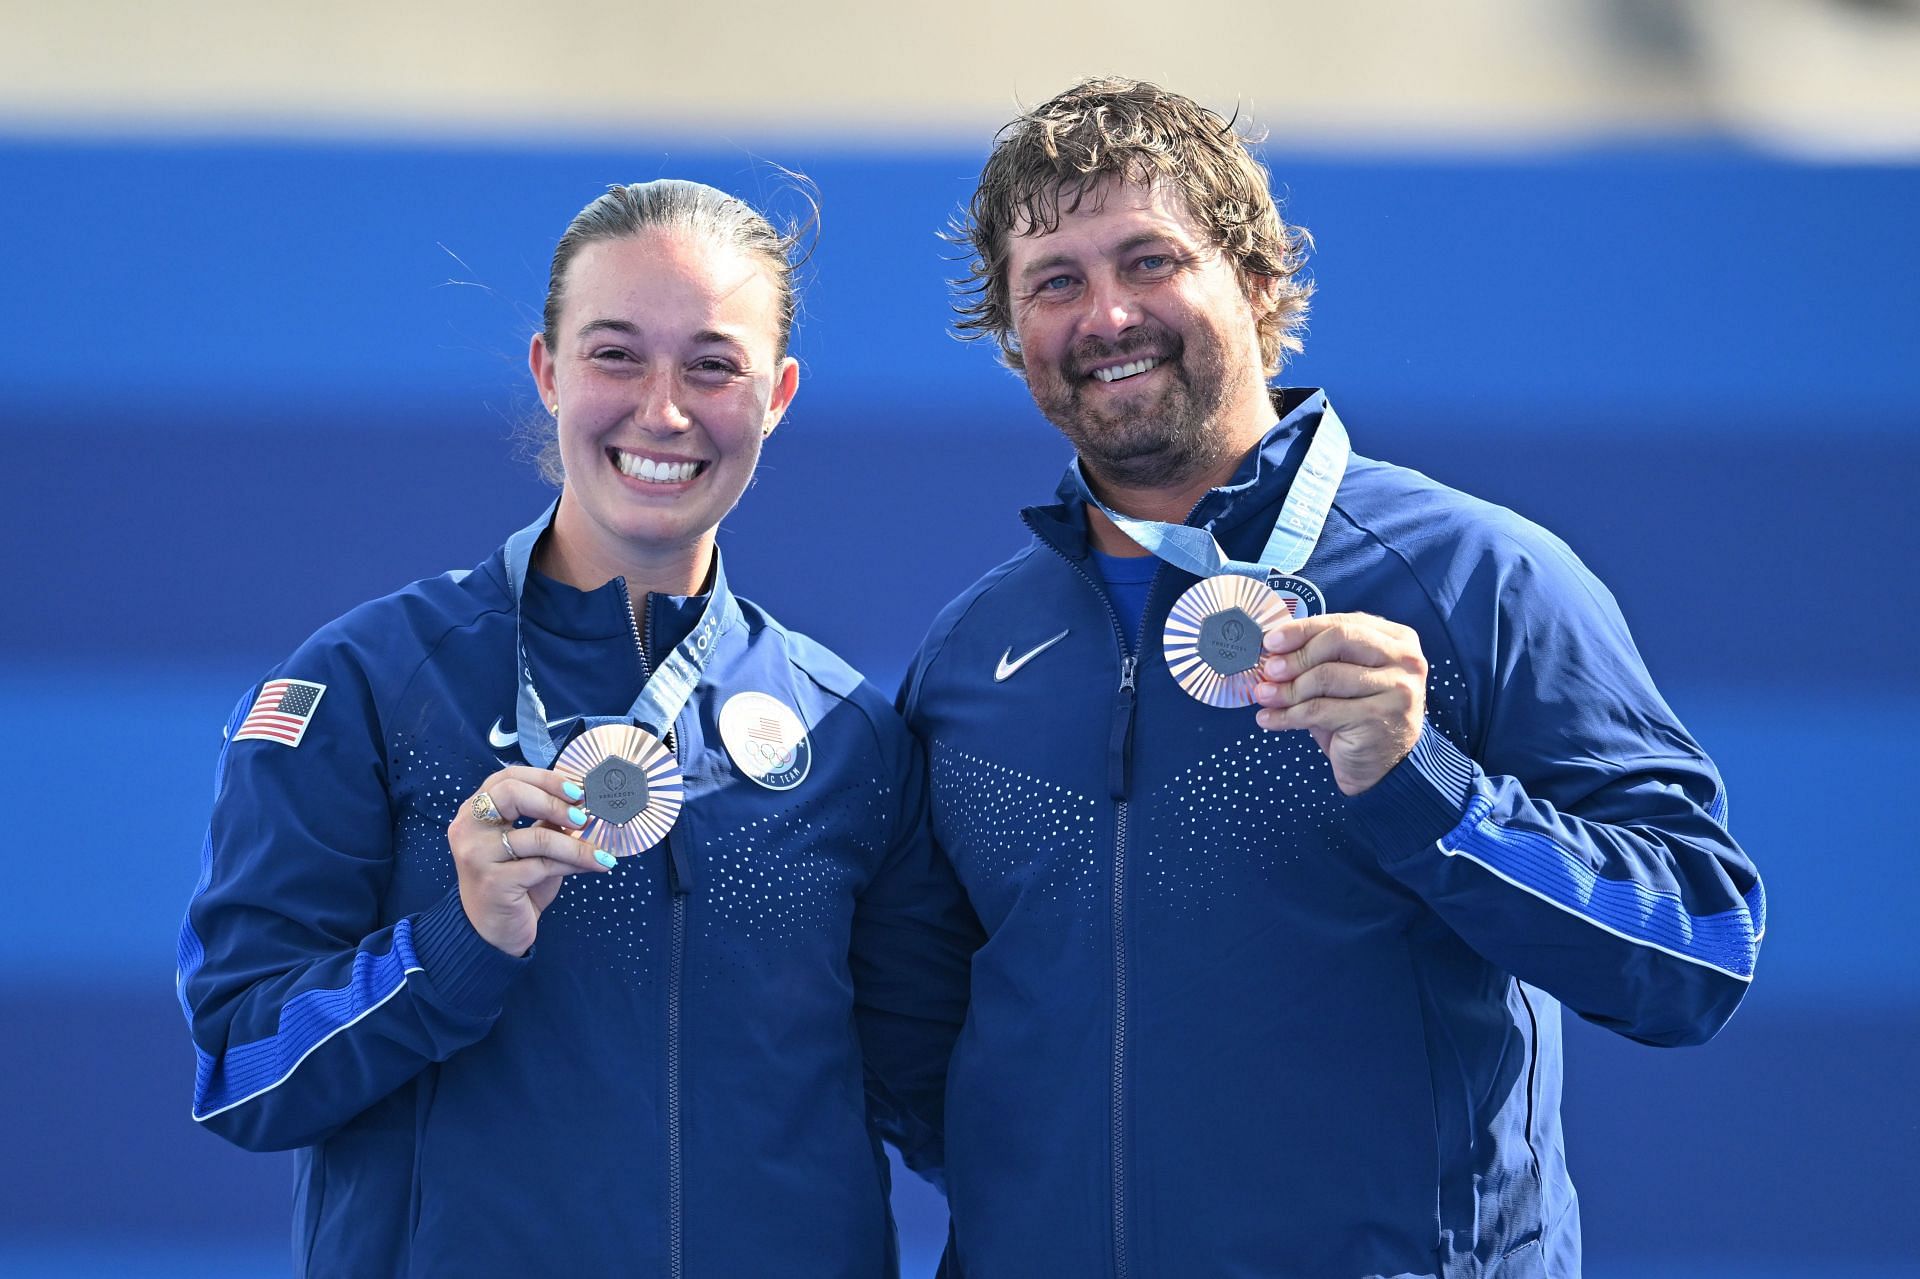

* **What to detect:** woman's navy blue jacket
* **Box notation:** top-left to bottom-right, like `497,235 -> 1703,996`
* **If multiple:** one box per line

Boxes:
180,524 -> 975,1277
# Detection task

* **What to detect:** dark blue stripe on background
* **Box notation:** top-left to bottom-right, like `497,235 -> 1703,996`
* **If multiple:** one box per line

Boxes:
6,413 -> 1915,698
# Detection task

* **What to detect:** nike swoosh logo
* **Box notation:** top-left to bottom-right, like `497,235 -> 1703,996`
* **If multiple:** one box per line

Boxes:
995,630 -> 1070,682
488,717 -> 573,750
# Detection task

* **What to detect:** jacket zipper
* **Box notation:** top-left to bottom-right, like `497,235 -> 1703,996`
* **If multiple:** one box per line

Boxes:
622,583 -> 689,1279
1022,514 -> 1153,1279
1109,784 -> 1132,1279
666,875 -> 686,1279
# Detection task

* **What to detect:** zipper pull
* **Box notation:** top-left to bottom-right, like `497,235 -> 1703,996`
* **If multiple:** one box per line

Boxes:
1107,656 -> 1139,800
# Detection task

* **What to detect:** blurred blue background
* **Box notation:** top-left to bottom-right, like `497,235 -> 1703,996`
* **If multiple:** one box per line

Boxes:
4,2 -> 1919,1275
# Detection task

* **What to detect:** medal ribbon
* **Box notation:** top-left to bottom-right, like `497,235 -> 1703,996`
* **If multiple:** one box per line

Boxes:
1068,404 -> 1351,581
502,500 -> 738,768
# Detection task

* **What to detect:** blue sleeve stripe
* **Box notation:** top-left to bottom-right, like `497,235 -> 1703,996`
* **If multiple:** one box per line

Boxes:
190,921 -> 423,1123
1441,795 -> 1759,982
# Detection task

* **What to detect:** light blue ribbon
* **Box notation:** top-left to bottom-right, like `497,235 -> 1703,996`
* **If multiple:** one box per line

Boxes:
1068,405 -> 1351,581
501,500 -> 737,768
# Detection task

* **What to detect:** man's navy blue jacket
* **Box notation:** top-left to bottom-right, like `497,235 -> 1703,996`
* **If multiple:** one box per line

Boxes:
902,390 -> 1764,1278
180,525 -> 975,1277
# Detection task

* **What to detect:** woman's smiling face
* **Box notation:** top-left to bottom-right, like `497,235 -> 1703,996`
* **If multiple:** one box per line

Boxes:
531,227 -> 797,587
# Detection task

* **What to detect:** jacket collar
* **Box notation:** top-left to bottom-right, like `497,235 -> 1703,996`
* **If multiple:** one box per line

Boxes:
1028,387 -> 1333,558
522,568 -> 711,656
479,520 -> 718,655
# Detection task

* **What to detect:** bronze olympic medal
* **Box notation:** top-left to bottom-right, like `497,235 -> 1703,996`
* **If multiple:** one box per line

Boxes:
551,723 -> 684,857
1163,573 -> 1289,708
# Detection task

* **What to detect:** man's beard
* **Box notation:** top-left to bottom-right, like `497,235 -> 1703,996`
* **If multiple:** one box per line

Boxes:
1027,327 -> 1235,492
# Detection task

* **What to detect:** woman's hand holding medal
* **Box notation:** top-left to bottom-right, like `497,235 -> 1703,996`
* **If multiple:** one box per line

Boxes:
450,766 -> 618,957
1252,613 -> 1428,797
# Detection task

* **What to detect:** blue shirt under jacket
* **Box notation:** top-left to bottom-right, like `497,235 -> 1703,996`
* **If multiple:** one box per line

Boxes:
901,388 -> 1764,1279
179,520 -> 976,1278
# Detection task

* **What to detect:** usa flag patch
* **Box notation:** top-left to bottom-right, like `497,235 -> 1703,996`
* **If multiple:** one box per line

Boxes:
232,679 -> 327,747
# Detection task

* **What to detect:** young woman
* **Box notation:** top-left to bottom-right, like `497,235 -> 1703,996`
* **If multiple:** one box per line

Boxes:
180,180 -> 975,1277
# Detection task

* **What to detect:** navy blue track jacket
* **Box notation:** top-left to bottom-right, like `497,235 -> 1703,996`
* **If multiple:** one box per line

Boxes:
901,390 -> 1764,1278
180,526 -> 975,1277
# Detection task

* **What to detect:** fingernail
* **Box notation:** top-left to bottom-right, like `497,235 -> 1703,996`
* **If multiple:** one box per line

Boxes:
1263,658 -> 1287,678
563,780 -> 585,801
594,850 -> 618,869
568,806 -> 588,826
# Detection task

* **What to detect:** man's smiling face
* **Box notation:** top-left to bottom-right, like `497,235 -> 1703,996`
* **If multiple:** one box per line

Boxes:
1006,178 -> 1275,493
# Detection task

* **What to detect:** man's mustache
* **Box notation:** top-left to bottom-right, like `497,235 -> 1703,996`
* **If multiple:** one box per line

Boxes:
1065,332 -> 1182,380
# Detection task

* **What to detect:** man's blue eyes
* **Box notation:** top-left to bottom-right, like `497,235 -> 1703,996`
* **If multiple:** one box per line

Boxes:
1040,258 -> 1170,291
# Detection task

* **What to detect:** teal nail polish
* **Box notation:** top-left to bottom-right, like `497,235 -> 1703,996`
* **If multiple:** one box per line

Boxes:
594,850 -> 618,869
568,806 -> 588,826
562,780 -> 585,801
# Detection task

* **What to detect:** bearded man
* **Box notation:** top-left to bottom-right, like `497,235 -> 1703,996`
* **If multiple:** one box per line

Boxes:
901,77 -> 1764,1278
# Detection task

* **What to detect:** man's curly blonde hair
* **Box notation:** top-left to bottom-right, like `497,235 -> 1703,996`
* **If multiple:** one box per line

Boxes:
951,76 -> 1313,378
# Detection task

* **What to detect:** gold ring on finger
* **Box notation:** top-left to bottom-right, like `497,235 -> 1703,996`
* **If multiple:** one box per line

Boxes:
470,790 -> 506,826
